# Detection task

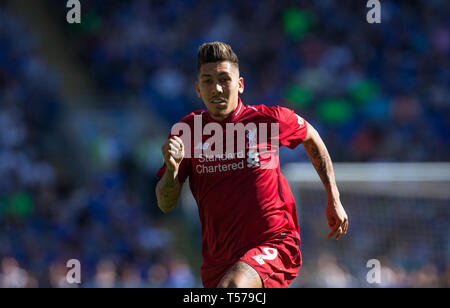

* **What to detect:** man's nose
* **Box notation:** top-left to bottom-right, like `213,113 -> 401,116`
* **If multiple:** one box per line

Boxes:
213,82 -> 223,94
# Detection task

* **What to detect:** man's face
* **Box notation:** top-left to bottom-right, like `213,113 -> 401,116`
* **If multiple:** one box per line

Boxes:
195,61 -> 244,121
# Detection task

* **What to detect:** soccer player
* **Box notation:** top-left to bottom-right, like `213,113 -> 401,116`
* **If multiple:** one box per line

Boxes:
155,42 -> 348,288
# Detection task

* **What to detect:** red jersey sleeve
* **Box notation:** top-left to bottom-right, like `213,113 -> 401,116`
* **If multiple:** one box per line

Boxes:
277,106 -> 308,149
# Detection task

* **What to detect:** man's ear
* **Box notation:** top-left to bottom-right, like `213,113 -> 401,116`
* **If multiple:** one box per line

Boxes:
195,81 -> 201,98
238,77 -> 244,94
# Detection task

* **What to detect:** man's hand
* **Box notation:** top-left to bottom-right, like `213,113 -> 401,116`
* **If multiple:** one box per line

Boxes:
326,200 -> 348,240
161,136 -> 184,173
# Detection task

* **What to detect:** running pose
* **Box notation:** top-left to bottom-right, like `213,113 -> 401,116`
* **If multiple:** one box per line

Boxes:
156,42 -> 348,288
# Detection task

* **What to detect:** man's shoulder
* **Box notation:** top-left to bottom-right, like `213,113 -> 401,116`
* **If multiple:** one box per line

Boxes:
244,104 -> 292,120
177,109 -> 207,124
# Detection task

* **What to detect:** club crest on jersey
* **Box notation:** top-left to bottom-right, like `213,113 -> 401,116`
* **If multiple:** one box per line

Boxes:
246,129 -> 260,168
247,149 -> 260,168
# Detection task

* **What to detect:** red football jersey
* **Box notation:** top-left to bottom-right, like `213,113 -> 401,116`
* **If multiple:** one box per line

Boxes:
156,98 -> 308,282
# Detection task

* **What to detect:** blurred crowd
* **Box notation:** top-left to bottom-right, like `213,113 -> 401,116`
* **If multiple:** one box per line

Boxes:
0,0 -> 449,287
0,5 -> 198,287
63,0 -> 449,162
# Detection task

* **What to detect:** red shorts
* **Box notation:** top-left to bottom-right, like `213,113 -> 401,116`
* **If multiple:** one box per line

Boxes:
202,234 -> 302,288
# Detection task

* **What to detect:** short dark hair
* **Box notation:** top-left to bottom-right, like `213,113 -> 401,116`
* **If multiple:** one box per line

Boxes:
197,41 -> 239,73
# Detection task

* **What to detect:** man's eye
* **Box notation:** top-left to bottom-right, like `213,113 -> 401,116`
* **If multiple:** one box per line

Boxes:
202,79 -> 212,84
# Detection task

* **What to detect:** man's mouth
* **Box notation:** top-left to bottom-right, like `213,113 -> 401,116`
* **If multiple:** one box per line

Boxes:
211,98 -> 227,106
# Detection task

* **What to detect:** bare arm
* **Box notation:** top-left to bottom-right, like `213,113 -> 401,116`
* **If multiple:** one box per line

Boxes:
155,168 -> 183,213
155,136 -> 185,213
302,121 -> 349,239
302,122 -> 339,202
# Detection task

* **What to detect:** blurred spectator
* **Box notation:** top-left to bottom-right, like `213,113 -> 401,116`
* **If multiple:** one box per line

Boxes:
147,263 -> 169,288
313,253 -> 354,288
93,259 -> 117,288
165,256 -> 196,288
0,257 -> 37,288
120,263 -> 142,288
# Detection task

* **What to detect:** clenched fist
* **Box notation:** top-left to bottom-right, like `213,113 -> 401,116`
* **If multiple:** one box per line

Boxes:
161,136 -> 185,173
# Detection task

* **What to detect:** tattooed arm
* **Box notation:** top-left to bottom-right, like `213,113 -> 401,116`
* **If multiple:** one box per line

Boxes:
155,136 -> 184,213
156,169 -> 183,213
302,122 -> 349,240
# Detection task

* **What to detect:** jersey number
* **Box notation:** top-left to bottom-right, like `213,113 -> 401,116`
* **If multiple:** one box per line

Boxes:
251,248 -> 278,265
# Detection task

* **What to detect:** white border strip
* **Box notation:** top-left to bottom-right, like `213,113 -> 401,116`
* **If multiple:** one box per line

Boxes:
282,162 -> 450,182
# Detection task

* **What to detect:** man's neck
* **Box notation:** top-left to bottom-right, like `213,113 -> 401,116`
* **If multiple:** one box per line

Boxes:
208,100 -> 239,121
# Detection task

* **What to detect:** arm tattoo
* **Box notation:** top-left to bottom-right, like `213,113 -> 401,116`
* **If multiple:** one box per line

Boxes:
307,143 -> 334,186
303,130 -> 340,202
230,262 -> 259,280
155,172 -> 182,212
